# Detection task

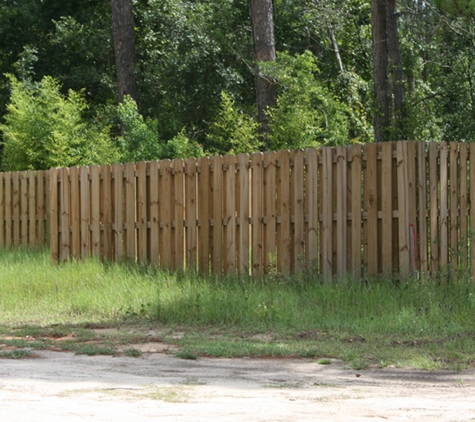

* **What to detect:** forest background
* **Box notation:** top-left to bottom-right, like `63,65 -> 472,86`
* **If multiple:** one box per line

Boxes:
0,0 -> 474,171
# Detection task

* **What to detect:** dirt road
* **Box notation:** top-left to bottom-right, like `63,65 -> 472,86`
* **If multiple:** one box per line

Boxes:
1,349 -> 474,421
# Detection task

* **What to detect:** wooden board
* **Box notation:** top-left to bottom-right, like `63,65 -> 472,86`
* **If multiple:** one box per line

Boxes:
291,149 -> 305,273
223,154 -> 236,275
236,154 -> 250,275
381,142 -> 393,275
276,150 -> 290,274
417,142 -> 428,274
124,162 -> 136,262
335,146 -> 347,278
101,164 -> 112,261
263,151 -> 276,273
211,155 -> 223,274
439,142 -> 449,270
251,153 -> 264,276
198,157 -> 210,273
349,145 -> 362,280
459,143 -> 468,269
20,172 -> 28,247
429,142 -> 439,273
321,147 -> 333,281
185,158 -> 197,270
49,169 -> 58,263
397,142 -> 411,279
113,164 -> 124,263
148,161 -> 159,266
28,172 -> 37,248
12,172 -> 20,247
173,159 -> 185,270
449,142 -> 459,269
159,160 -> 172,269
80,166 -> 90,258
305,148 -> 318,270
137,161 -> 148,264
90,166 -> 101,257
60,168 -> 70,261
69,167 -> 80,258
365,143 -> 378,276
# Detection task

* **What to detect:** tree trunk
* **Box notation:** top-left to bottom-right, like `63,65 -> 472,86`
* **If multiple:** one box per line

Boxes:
111,0 -> 140,105
371,0 -> 406,142
249,0 -> 277,146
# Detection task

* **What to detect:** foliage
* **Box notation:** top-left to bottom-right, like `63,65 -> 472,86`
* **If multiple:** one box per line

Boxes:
206,92 -> 261,155
263,51 -> 351,150
116,95 -> 162,163
0,75 -> 118,171
164,129 -> 205,159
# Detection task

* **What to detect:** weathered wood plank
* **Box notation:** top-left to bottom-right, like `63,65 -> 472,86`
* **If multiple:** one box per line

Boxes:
276,150 -> 291,274
305,148 -> 318,270
440,142 -> 449,270
236,154 -> 249,275
90,166 -> 101,258
417,142 -> 428,274
223,154 -> 236,275
124,162 -> 136,261
49,169 -> 59,263
349,144 -> 362,280
137,161 -> 148,264
291,149 -> 305,273
397,141 -> 411,279
321,147 -> 333,281
198,157 -> 210,273
69,167 -> 80,258
365,143 -> 378,276
101,164 -> 113,261
173,159 -> 185,270
429,142 -> 439,274
381,142 -> 393,275
336,146 -> 347,278
251,152 -> 264,276
185,158 -> 197,270
113,164 -> 124,262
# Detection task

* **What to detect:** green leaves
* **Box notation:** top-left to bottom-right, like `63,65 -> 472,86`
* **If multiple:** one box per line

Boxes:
0,75 -> 118,171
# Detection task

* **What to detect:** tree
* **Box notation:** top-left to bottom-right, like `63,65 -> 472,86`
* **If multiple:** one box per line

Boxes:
371,0 -> 407,142
249,0 -> 277,144
111,0 -> 140,105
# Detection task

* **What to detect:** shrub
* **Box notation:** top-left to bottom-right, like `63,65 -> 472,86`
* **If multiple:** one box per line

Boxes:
0,75 -> 118,171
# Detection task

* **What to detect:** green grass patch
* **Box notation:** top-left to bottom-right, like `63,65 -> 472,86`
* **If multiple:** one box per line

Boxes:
1,248 -> 475,368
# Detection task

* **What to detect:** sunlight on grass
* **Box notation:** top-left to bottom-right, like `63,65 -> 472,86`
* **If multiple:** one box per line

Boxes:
1,248 -> 475,368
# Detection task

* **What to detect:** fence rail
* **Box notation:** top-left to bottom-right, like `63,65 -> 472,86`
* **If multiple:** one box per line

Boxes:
2,141 -> 475,281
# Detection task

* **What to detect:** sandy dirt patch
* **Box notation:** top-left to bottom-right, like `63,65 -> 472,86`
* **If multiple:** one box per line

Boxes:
1,349 -> 474,421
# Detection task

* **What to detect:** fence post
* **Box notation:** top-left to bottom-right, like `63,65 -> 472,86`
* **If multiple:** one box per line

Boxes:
49,168 -> 59,263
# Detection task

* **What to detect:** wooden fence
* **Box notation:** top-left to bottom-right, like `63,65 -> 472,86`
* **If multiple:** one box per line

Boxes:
0,170 -> 49,249
2,141 -> 475,280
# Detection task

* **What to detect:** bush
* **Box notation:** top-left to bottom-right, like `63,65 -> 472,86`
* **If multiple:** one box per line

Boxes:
0,75 -> 118,171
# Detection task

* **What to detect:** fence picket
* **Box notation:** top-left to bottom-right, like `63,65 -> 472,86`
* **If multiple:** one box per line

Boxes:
173,159 -> 185,270
305,148 -> 318,270
276,150 -> 291,274
237,154 -> 250,275
417,142 -> 428,274
365,143 -> 378,275
429,142 -> 439,273
137,161 -> 148,264
321,147 -> 333,281
185,158 -> 197,270
459,143 -> 468,269
440,142 -> 449,270
223,154 -> 236,274
251,153 -> 264,276
198,157 -> 210,273
336,146 -> 347,278
113,164 -> 124,262
381,142 -> 393,275
49,169 -> 58,262
349,145 -> 362,279
69,167 -> 80,258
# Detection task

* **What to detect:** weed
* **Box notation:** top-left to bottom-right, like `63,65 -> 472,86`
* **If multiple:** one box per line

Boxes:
317,358 -> 332,365
125,348 -> 142,357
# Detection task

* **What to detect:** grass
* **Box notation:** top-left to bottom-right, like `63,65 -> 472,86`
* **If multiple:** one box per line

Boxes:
1,248 -> 475,369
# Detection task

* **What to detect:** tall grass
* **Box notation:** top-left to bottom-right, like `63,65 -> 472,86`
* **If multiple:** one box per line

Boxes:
1,248 -> 475,342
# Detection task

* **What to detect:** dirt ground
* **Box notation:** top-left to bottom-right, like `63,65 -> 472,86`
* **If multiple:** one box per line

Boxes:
1,341 -> 475,422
